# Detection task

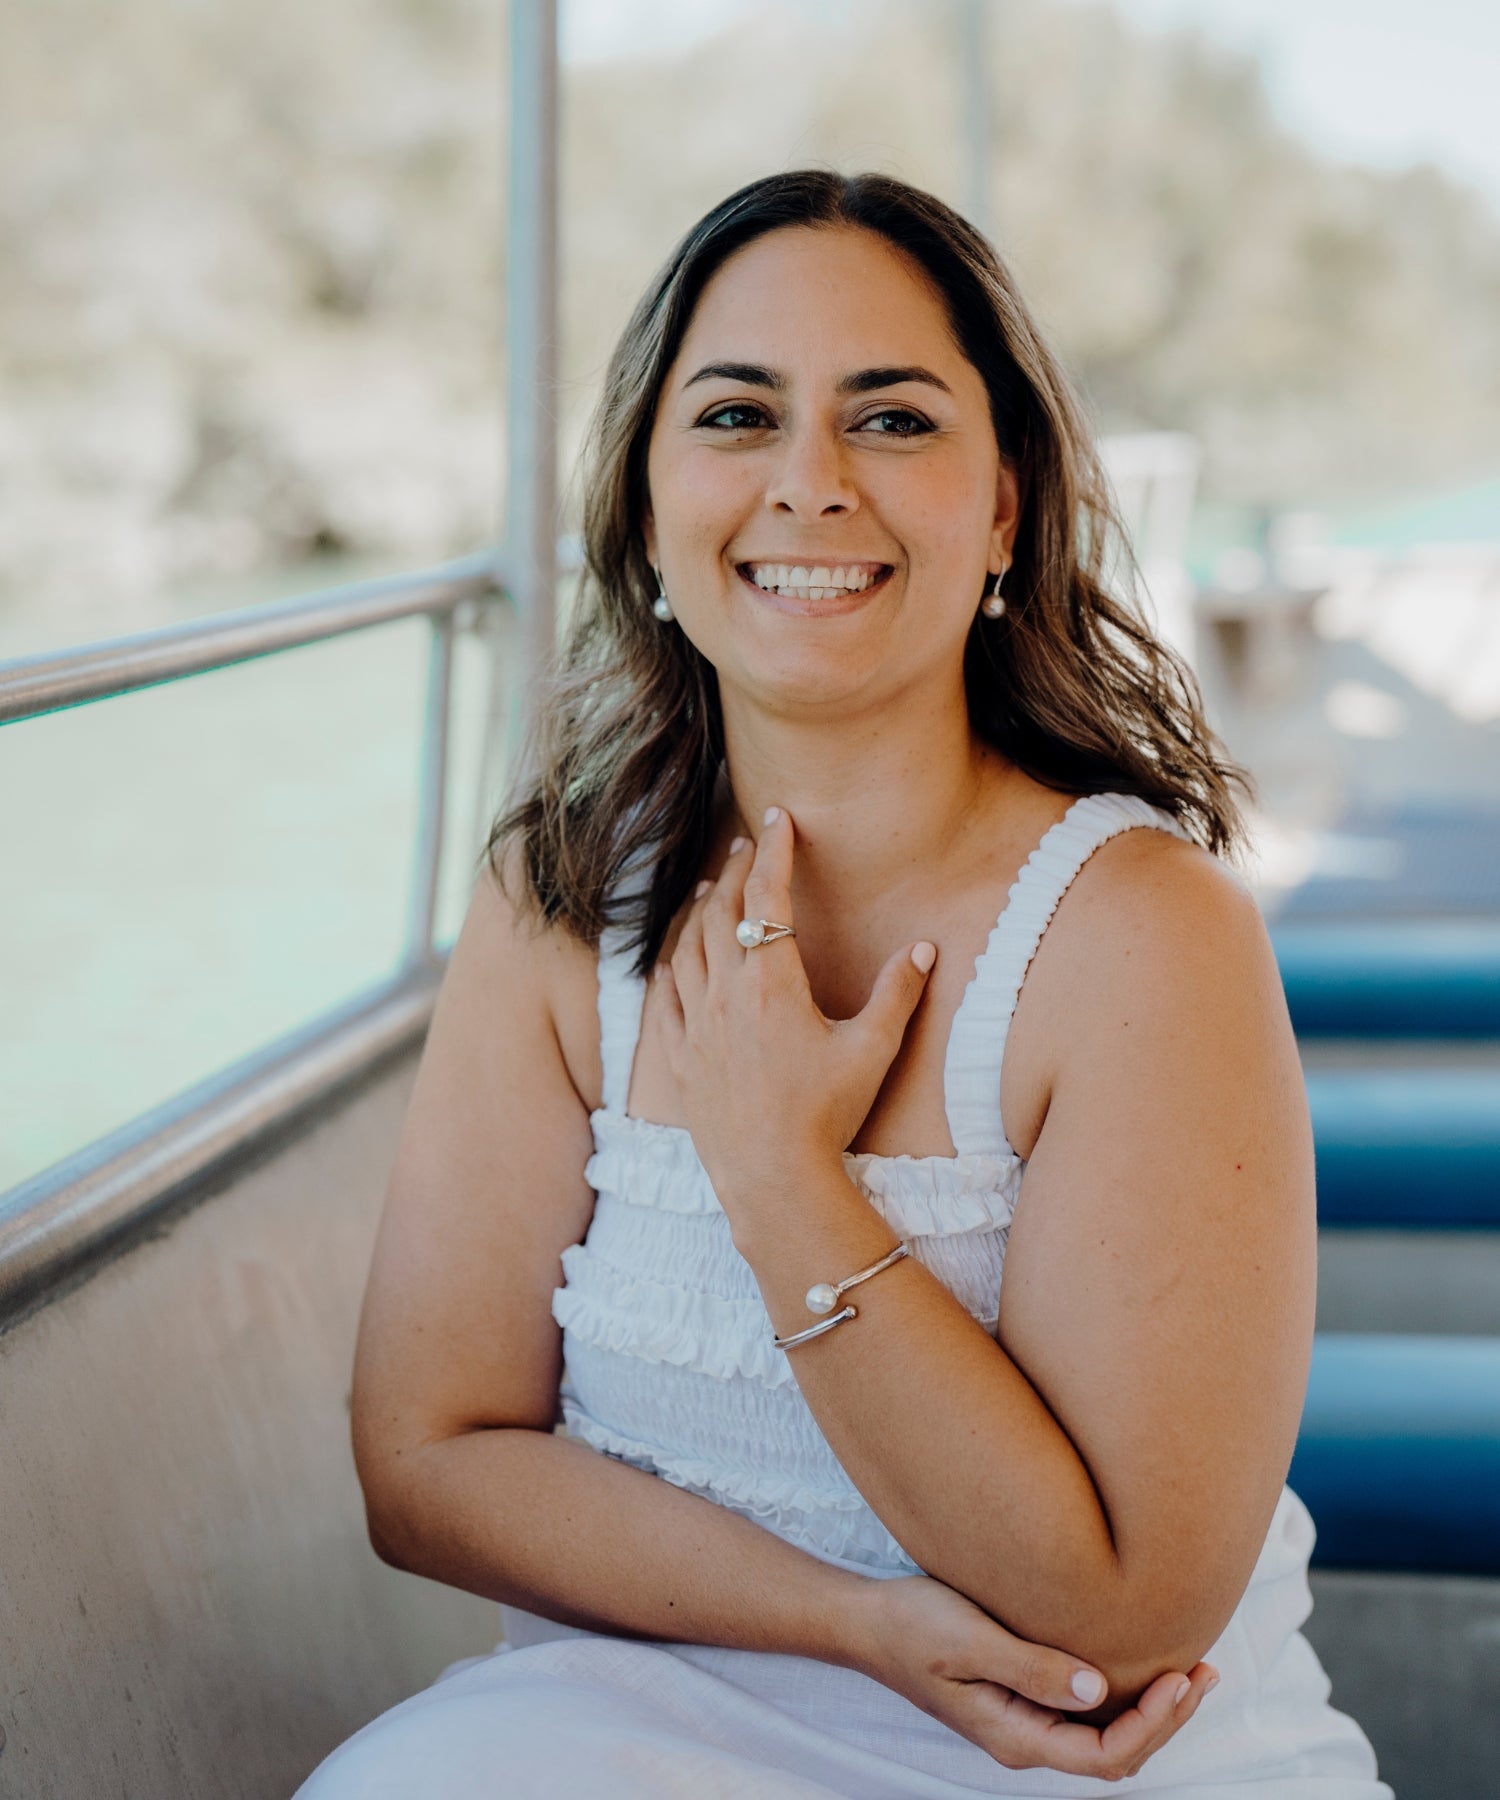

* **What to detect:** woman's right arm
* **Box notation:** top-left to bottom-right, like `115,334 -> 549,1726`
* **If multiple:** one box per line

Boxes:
348,854 -> 1211,1780
349,848 -> 883,1654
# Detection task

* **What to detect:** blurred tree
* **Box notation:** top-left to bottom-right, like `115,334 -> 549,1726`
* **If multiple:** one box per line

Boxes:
2,0 -> 1496,631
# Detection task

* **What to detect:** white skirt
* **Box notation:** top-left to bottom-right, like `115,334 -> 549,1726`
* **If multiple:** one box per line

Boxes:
294,1591 -> 1392,1800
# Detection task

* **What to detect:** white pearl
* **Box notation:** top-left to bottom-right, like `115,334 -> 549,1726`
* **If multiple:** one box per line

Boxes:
735,919 -> 765,948
805,1282 -> 839,1315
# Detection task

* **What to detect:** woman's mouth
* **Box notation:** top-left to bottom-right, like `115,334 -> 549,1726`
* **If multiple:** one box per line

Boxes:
736,561 -> 894,614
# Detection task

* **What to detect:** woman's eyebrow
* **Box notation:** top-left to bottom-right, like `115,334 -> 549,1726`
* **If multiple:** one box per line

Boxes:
680,362 -> 953,397
683,361 -> 783,391
838,365 -> 952,397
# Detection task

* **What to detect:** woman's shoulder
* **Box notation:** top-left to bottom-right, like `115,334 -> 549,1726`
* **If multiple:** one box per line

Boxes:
1040,804 -> 1280,1037
470,836 -> 610,1114
1077,805 -> 1261,945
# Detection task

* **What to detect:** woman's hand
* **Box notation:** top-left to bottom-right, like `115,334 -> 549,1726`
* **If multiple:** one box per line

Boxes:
847,1574 -> 1219,1783
658,808 -> 934,1209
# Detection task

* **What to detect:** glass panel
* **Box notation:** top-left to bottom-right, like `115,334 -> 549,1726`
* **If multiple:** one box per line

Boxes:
0,616 -> 428,1193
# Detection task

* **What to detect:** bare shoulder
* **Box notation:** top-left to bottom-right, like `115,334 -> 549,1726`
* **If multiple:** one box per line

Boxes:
1044,822 -> 1273,1006
1004,821 -> 1284,1157
459,838 -> 605,1113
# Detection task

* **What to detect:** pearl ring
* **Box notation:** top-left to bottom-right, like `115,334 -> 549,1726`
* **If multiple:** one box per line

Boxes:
736,917 -> 796,949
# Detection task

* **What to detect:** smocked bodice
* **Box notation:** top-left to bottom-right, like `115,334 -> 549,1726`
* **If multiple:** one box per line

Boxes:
551,792 -> 1192,1573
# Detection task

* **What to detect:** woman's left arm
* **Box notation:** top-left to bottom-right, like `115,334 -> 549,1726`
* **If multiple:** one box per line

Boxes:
661,815 -> 1316,1704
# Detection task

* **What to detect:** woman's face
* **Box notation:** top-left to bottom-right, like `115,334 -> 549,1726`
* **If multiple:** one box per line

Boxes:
643,223 -> 1019,716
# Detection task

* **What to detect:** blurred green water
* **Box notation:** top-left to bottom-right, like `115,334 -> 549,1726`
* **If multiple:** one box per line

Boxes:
0,562 -> 508,1195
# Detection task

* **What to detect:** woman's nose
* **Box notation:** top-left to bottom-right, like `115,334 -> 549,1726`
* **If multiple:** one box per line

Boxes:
763,428 -> 859,518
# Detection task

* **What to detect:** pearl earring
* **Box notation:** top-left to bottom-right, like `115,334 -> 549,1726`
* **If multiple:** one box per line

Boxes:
981,563 -> 1008,619
651,567 -> 674,622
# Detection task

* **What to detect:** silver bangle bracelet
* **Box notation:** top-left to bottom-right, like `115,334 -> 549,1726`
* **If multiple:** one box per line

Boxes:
773,1305 -> 858,1351
772,1241 -> 910,1352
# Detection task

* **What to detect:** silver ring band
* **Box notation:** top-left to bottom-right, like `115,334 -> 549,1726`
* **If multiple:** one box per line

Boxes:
736,917 -> 796,949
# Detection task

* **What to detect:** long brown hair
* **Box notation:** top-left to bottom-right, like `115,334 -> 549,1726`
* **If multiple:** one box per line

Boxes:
488,170 -> 1253,975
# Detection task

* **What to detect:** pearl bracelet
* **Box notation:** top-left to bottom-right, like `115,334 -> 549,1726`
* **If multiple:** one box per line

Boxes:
772,1241 -> 910,1351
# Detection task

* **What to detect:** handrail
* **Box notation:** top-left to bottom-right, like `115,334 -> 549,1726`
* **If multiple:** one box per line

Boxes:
0,550 -> 506,725
0,549 -> 516,1326
0,0 -> 563,1330
0,962 -> 444,1330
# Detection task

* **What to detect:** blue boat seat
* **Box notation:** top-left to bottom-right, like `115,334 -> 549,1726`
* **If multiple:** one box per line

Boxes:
1292,1334 -> 1500,1575
1274,922 -> 1500,1038
1307,1070 -> 1500,1227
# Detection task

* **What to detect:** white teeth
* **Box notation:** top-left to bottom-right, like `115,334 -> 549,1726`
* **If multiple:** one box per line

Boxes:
746,562 -> 879,595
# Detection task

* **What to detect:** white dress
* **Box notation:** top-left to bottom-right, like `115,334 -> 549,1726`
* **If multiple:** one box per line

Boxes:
297,792 -> 1392,1799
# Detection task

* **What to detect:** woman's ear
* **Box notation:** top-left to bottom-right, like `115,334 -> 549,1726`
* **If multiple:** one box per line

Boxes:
642,508 -> 659,570
990,461 -> 1022,571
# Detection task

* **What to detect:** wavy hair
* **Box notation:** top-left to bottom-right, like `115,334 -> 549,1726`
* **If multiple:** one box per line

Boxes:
487,170 -> 1253,975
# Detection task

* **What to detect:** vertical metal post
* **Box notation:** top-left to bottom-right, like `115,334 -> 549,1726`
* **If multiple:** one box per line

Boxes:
959,0 -> 993,238
404,608 -> 457,969
504,0 -> 560,689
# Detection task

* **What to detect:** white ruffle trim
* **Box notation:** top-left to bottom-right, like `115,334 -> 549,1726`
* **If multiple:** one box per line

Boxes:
845,1150 -> 1019,1235
552,1243 -> 797,1389
585,1112 -> 722,1214
944,792 -> 1192,1158
559,1400 -> 922,1572
587,1110 -> 1020,1239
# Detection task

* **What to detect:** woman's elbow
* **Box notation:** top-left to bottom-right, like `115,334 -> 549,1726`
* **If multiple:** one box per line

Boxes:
365,1513 -> 409,1570
357,1458 -> 420,1572
1079,1586 -> 1236,1717
351,1409 -> 429,1575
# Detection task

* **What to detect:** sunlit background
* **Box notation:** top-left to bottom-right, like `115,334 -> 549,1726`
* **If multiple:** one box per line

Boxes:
3,0 -> 1498,1191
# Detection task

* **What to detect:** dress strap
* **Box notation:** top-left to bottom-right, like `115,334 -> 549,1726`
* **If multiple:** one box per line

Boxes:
943,792 -> 1193,1159
596,863 -> 652,1118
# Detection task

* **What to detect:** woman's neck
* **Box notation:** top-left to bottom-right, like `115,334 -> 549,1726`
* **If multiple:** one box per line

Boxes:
716,692 -> 1014,913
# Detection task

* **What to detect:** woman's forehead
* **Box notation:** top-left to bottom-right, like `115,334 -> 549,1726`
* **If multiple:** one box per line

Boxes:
670,225 -> 966,385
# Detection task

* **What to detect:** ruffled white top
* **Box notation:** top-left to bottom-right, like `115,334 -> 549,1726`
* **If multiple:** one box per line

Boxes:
295,790 -> 1388,1800
551,791 -> 1193,1573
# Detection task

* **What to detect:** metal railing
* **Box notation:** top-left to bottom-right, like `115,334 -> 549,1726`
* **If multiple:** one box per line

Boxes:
0,555 -> 517,1325
0,0 -> 563,1329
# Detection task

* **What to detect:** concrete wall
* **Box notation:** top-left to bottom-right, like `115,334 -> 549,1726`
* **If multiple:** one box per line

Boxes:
0,1052 -> 499,1799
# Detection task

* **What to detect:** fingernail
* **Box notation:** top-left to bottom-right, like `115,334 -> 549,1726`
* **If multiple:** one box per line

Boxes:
729,836 -> 747,853
1173,1677 -> 1192,1706
910,941 -> 937,973
694,880 -> 711,898
763,806 -> 780,825
1204,1673 -> 1220,1696
1070,1670 -> 1105,1705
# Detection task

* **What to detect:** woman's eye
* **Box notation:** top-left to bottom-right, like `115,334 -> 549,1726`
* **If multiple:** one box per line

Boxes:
856,408 -> 933,437
699,403 -> 773,431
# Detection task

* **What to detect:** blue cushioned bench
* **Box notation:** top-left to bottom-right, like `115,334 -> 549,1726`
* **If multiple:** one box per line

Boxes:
1306,1069 -> 1500,1227
1274,922 -> 1500,1038
1292,1334 -> 1500,1575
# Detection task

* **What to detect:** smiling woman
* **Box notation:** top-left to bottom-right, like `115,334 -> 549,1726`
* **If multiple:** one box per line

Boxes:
295,172 -> 1393,1798
498,172 -> 1254,979
644,230 -> 1021,708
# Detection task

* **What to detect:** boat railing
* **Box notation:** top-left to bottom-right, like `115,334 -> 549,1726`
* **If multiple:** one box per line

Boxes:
0,552 -> 513,1330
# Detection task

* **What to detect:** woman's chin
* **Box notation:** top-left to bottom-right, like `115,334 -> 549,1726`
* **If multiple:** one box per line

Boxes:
722,643 -> 896,718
